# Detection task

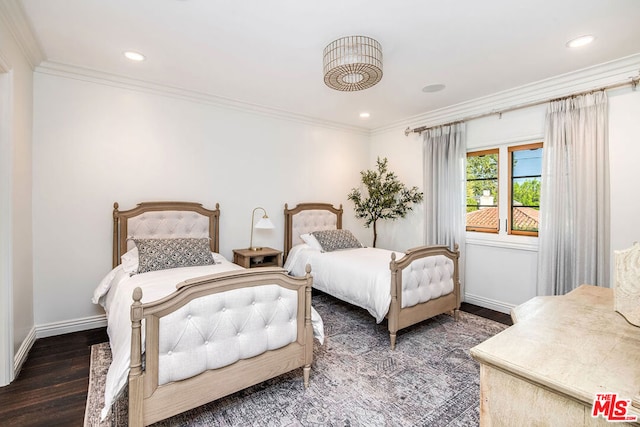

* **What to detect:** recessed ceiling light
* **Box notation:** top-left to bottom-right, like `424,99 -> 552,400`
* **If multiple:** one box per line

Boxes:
566,35 -> 595,48
422,84 -> 446,93
359,112 -> 371,119
124,51 -> 146,61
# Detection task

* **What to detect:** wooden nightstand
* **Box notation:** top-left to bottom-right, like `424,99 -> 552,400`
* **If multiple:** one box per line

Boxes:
232,247 -> 283,269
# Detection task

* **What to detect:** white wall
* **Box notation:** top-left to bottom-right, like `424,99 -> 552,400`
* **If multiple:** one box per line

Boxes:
365,133 -> 425,251
9,55 -> 34,361
370,88 -> 640,313
31,72 -> 370,327
0,13 -> 35,383
609,88 -> 640,255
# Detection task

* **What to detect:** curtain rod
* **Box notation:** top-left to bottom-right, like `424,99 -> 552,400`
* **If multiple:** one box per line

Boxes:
404,73 -> 640,137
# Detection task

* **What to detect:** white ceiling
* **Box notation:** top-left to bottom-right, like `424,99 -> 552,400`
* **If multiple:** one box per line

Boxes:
17,0 -> 640,130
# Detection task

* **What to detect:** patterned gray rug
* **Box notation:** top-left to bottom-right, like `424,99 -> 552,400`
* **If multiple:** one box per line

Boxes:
84,293 -> 507,426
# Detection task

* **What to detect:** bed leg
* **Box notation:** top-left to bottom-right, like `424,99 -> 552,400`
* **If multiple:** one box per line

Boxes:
390,333 -> 397,351
129,287 -> 144,427
454,308 -> 460,321
303,365 -> 311,388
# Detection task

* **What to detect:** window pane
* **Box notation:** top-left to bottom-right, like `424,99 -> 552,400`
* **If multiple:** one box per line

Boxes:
511,207 -> 539,232
512,177 -> 540,232
512,177 -> 541,207
466,151 -> 498,231
466,153 -> 498,179
510,145 -> 542,234
512,148 -> 542,178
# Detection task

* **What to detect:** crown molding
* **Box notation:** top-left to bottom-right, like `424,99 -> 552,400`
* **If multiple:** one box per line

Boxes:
0,0 -> 45,68
35,61 -> 371,136
372,53 -> 640,136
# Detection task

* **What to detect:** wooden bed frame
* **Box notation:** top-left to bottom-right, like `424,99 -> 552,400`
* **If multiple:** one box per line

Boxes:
284,202 -> 460,350
113,201 -> 220,269
113,202 -> 313,426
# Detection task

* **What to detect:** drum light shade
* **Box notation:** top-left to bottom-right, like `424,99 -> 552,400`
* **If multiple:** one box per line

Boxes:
323,36 -> 383,91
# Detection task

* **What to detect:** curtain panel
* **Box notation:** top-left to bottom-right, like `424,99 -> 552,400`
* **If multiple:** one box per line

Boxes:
537,91 -> 610,296
423,123 -> 466,251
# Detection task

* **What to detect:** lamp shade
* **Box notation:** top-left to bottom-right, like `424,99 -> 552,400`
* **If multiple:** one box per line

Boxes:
323,35 -> 383,91
255,217 -> 275,229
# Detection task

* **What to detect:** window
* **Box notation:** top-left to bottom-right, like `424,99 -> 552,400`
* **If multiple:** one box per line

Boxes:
509,143 -> 542,236
466,149 -> 499,232
466,142 -> 543,236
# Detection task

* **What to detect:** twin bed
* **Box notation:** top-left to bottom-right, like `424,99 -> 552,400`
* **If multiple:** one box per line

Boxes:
283,202 -> 461,350
93,200 -> 461,426
93,202 -> 316,426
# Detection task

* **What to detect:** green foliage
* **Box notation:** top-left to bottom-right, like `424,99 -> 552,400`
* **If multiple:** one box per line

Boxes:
347,157 -> 424,247
512,179 -> 540,207
466,153 -> 498,181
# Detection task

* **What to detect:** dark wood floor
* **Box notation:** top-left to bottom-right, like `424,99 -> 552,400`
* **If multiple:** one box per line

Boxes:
460,301 -> 512,326
0,327 -> 109,427
0,303 -> 511,426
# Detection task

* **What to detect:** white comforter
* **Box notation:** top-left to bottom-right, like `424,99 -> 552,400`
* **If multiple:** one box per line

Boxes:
285,244 -> 405,323
93,259 -> 323,420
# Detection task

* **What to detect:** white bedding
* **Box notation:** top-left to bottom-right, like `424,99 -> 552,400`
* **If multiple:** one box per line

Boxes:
94,258 -> 324,420
284,244 -> 405,323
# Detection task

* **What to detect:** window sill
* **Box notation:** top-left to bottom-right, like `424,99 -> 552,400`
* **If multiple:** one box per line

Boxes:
465,232 -> 539,252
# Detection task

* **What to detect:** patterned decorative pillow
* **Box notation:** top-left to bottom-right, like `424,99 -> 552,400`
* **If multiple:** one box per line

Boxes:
133,238 -> 214,274
311,229 -> 363,252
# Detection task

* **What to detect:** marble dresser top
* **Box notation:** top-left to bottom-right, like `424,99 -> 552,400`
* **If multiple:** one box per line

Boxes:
471,285 -> 640,419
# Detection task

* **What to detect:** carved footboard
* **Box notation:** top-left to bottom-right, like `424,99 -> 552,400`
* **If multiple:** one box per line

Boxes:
128,267 -> 313,427
387,245 -> 460,350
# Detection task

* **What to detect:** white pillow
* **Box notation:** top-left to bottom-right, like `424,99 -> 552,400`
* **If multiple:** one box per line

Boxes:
211,252 -> 227,264
92,265 -> 123,304
300,233 -> 323,251
121,247 -> 139,274
120,246 -> 227,275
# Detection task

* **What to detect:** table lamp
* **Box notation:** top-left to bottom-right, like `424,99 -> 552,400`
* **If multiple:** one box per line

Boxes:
249,207 -> 274,250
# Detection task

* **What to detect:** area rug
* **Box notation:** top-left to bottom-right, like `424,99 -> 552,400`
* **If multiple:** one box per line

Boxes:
84,293 -> 507,426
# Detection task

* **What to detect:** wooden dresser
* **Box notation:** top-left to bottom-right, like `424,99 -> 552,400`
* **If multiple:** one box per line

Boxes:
470,285 -> 640,426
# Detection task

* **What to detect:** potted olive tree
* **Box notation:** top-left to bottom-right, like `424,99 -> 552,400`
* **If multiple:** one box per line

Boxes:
347,157 -> 424,247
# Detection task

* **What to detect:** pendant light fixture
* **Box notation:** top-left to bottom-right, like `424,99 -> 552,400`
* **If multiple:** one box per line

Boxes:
323,35 -> 383,91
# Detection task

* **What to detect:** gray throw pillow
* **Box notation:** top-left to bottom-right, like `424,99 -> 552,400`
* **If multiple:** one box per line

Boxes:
311,229 -> 363,252
134,238 -> 214,274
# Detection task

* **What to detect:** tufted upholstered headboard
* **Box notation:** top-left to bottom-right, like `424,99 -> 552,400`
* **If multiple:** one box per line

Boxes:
112,201 -> 220,268
283,202 -> 342,261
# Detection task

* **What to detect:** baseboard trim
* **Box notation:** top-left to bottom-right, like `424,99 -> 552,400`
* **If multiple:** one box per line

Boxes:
13,326 -> 35,377
35,314 -> 107,339
464,293 -> 515,315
